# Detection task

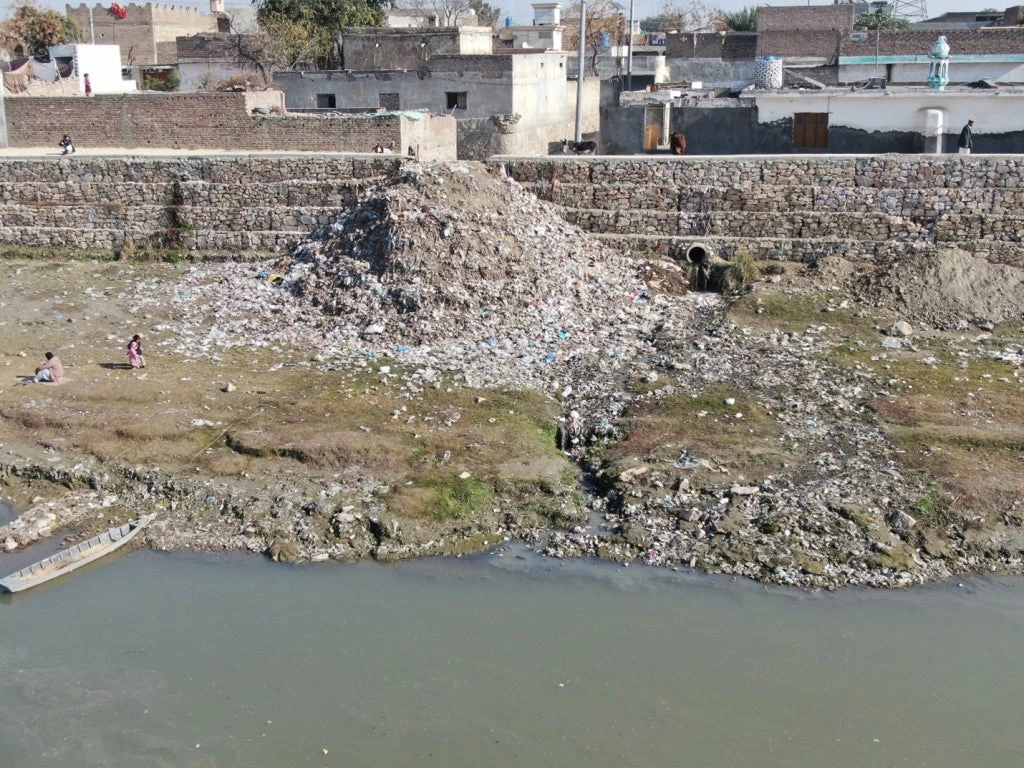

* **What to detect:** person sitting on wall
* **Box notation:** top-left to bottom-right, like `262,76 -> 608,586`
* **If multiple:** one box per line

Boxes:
33,352 -> 64,383
670,131 -> 687,155
58,135 -> 75,155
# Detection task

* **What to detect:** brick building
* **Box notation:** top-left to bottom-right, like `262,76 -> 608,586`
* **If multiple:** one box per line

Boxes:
65,2 -> 220,66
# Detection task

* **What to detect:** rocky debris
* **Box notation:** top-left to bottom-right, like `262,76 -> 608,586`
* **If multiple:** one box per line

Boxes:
887,320 -> 914,338
857,249 -> 1024,329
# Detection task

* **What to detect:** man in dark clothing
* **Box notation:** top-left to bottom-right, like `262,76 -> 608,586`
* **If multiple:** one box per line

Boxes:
958,118 -> 975,155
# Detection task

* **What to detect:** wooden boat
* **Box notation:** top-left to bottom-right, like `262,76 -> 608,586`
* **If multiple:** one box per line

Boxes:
0,514 -> 155,593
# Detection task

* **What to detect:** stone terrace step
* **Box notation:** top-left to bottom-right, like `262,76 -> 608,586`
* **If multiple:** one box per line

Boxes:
593,233 -> 1024,267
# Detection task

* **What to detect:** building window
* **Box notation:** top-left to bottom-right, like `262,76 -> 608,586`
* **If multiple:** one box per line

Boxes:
378,93 -> 400,110
446,91 -> 467,110
794,112 -> 828,150
316,93 -> 337,109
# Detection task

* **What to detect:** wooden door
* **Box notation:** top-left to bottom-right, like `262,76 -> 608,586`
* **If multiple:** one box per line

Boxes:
794,112 -> 828,150
644,125 -> 661,151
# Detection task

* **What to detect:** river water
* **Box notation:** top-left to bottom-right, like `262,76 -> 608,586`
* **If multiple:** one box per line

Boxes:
1,547 -> 1022,768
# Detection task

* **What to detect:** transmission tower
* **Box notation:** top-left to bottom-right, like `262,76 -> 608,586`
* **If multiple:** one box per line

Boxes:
890,0 -> 929,23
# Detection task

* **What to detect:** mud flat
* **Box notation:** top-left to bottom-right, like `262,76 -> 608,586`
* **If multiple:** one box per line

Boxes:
1,162 -> 1023,588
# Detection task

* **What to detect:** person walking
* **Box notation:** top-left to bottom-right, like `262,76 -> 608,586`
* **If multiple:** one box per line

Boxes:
958,118 -> 975,155
84,73 -> 92,97
127,334 -> 146,369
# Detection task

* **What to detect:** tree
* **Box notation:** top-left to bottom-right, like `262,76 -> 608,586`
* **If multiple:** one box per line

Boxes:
637,1 -> 719,32
252,0 -> 387,68
398,0 -> 500,27
468,0 -> 502,28
718,5 -> 757,32
1,5 -> 83,57
563,0 -> 626,76
854,10 -> 912,30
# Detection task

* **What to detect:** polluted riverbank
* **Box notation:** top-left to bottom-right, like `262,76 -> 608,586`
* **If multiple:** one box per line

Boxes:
1,161 -> 1023,589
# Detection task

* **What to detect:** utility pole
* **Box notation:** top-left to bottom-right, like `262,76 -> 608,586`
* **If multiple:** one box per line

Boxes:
574,0 -> 586,143
626,0 -> 634,91
0,89 -> 7,149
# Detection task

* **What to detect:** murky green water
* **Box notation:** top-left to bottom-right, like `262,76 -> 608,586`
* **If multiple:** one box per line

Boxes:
1,548 -> 1022,768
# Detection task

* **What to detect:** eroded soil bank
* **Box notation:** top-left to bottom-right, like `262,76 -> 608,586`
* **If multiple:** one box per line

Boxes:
1,162 -> 1022,588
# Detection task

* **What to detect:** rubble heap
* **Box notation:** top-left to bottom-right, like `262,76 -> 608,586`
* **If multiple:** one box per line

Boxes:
278,162 -> 648,345
164,162 -> 705,403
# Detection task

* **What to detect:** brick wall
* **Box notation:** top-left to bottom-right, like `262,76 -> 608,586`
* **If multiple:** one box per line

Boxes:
841,28 -> 1024,57
65,3 -> 218,66
340,28 -> 486,71
758,5 -> 855,32
759,30 -> 841,60
494,155 -> 1024,266
666,32 -> 757,60
4,93 -> 457,157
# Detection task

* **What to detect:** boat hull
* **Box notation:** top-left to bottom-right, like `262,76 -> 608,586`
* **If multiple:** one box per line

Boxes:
0,515 -> 155,593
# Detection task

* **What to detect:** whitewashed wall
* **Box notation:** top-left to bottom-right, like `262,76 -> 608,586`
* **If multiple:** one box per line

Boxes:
749,91 -> 1024,135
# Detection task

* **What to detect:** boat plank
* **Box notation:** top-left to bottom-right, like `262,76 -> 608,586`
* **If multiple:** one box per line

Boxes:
0,515 -> 155,594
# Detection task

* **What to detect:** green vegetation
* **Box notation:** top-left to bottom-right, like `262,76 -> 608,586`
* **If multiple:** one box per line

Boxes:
142,72 -> 180,92
854,10 -> 912,30
0,5 -> 82,57
415,474 -> 495,522
721,251 -> 760,294
255,0 -> 386,69
718,5 -> 758,32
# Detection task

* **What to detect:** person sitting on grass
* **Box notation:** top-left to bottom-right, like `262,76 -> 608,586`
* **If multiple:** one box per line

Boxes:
34,352 -> 63,383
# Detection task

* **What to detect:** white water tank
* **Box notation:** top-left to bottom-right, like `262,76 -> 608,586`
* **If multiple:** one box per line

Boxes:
754,55 -> 783,89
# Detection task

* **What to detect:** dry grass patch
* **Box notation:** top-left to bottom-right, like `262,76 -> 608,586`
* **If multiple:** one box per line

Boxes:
866,351 -> 1024,515
604,386 -> 788,485
729,290 -> 874,338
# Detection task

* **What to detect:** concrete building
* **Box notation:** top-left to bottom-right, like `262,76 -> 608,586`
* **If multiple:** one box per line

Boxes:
498,2 -> 564,51
601,84 -> 1024,155
65,2 -> 220,66
661,4 -> 1024,88
274,49 -> 599,158
338,26 -> 493,70
176,34 -> 264,90
48,44 -> 138,94
914,10 -> 1007,30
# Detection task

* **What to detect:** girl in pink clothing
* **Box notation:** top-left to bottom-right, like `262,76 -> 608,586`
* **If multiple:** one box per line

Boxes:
128,334 -> 146,369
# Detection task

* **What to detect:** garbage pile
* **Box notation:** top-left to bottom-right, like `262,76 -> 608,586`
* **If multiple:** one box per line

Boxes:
277,162 -> 648,346
164,162 -> 709,401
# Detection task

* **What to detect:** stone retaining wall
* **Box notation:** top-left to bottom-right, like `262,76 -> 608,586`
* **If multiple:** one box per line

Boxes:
0,155 -> 405,255
495,155 -> 1024,266
3,154 -> 1024,264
